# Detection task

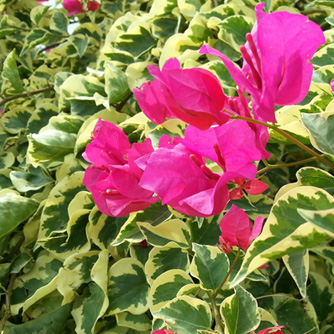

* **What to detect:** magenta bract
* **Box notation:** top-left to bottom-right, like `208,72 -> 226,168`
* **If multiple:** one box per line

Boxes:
219,205 -> 265,253
63,0 -> 85,15
182,120 -> 262,179
139,123 -> 262,217
83,119 -> 158,217
87,1 -> 99,11
133,58 -> 228,130
201,3 -> 325,123
138,138 -> 231,217
257,326 -> 284,334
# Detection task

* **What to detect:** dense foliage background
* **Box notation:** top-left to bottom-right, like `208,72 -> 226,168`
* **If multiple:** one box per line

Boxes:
1,0 -> 334,333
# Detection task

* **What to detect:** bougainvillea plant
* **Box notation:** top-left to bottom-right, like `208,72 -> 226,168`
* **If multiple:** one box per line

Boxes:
1,0 -> 334,333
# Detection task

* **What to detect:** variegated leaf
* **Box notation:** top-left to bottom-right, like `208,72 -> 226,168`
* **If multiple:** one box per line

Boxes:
145,246 -> 189,284
153,295 -> 212,334
149,269 -> 193,313
220,285 -> 260,334
189,243 -> 229,291
231,186 -> 334,287
11,250 -> 62,314
138,219 -> 191,249
106,258 -> 150,315
282,250 -> 309,298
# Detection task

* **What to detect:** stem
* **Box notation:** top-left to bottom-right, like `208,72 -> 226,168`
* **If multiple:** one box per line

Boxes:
255,293 -> 296,300
228,113 -> 334,171
257,157 -> 318,175
212,249 -> 240,299
4,24 -> 30,32
0,273 -> 16,332
209,295 -> 223,334
114,91 -> 133,112
302,328 -> 316,334
209,249 -> 241,333
0,86 -> 54,107
38,42 -> 65,53
301,9 -> 327,15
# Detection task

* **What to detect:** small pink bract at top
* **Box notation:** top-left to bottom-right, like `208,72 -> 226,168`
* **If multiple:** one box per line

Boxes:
63,0 -> 85,15
87,1 -> 99,11
218,205 -> 265,253
257,326 -> 285,334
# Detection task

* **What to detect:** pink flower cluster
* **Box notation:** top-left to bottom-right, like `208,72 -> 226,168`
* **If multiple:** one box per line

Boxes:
83,119 -> 158,217
36,0 -> 99,15
83,3 -> 324,250
63,0 -> 99,16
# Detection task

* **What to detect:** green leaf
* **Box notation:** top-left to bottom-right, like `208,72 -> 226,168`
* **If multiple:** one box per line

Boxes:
145,246 -> 189,284
273,105 -> 310,144
10,166 -> 54,192
39,190 -> 94,259
189,215 -> 221,246
116,312 -> 151,331
325,17 -> 334,26
5,304 -> 71,334
301,111 -> 334,156
70,34 -> 89,58
297,207 -> 334,234
50,11 -> 68,34
218,15 -> 254,49
152,16 -> 178,40
107,258 -> 150,315
11,250 -> 62,314
189,243 -> 229,291
138,218 -> 191,249
26,103 -> 59,135
312,44 -> 334,67
55,251 -> 99,304
112,202 -> 171,246
0,152 -> 15,169
20,28 -> 54,56
295,167 -> 334,195
72,283 -> 106,334
39,172 -> 86,239
221,285 -> 260,334
307,272 -> 334,323
149,269 -> 193,313
0,189 -> 39,239
104,62 -> 130,104
30,5 -> 50,25
58,74 -> 105,112
231,186 -> 334,287
273,298 -> 319,334
282,250 -> 309,298
312,65 -> 334,85
115,26 -> 156,58
154,295 -> 212,334
178,0 -> 202,18
150,0 -> 177,15
28,129 -> 76,166
1,107 -> 32,134
1,49 -> 24,95
88,207 -> 128,250
44,113 -> 84,133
